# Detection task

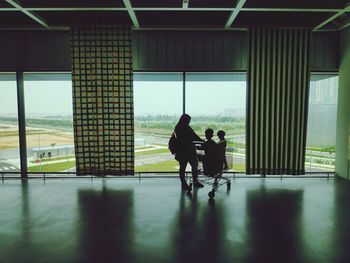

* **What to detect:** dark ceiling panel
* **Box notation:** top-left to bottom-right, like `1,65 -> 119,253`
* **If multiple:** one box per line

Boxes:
245,0 -> 349,9
335,13 -> 350,24
0,2 -> 13,8
321,23 -> 338,30
37,11 -> 132,26
189,0 -> 236,8
131,0 -> 182,8
234,12 -> 334,28
0,12 -> 41,27
20,0 -> 125,8
137,11 -> 230,27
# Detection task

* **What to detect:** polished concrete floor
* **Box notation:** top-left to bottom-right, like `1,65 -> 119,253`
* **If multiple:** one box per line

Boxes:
0,177 -> 350,263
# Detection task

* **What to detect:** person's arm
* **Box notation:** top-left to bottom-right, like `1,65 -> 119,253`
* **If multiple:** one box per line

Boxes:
189,127 -> 203,142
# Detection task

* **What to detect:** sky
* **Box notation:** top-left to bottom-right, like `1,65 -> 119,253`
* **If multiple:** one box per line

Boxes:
0,72 -> 338,118
0,73 -> 73,117
1,72 -> 247,117
134,73 -> 247,116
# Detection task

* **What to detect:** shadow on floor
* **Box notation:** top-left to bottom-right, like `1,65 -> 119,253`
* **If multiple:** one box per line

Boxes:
77,184 -> 134,263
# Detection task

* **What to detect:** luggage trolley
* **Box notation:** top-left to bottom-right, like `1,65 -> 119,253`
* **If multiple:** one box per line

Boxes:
189,141 -> 233,199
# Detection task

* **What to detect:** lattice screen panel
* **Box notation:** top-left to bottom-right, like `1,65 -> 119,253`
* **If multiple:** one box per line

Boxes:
70,26 -> 134,176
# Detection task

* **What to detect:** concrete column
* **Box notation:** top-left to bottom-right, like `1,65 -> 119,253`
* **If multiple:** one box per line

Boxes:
336,28 -> 350,180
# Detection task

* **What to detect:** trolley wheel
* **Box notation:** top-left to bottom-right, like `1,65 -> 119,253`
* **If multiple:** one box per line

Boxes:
227,181 -> 231,189
208,191 -> 215,199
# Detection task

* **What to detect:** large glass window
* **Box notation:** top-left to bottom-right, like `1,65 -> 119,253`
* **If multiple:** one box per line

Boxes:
185,73 -> 246,172
24,73 -> 75,173
134,73 -> 183,172
0,73 -> 20,174
306,73 -> 338,172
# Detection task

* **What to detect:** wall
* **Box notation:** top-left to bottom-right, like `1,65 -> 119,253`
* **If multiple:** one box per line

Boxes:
0,30 -> 71,71
310,32 -> 339,72
132,30 -> 339,71
336,27 -> 350,180
132,30 -> 247,71
0,30 -> 339,72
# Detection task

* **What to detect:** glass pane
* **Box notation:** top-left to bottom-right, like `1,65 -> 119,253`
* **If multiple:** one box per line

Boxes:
0,73 -> 20,175
134,73 -> 183,172
185,73 -> 246,172
24,73 -> 75,174
306,74 -> 338,172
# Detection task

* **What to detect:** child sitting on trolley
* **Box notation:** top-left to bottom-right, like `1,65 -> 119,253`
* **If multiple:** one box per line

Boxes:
217,130 -> 229,170
201,128 -> 227,176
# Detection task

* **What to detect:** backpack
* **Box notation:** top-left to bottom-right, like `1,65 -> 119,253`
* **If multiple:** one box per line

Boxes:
168,132 -> 178,154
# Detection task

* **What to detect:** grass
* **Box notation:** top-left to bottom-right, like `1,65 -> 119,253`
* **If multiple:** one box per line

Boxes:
0,130 -> 59,137
135,159 -> 246,173
231,163 -> 246,173
135,145 -> 154,150
26,156 -> 244,173
135,160 -> 178,172
28,161 -> 76,172
30,155 -> 75,163
135,148 -> 169,157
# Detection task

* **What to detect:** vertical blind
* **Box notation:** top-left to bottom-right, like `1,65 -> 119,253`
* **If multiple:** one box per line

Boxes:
70,26 -> 134,176
246,28 -> 311,175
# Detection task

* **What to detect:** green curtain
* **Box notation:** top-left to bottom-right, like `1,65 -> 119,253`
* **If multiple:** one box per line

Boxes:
246,28 -> 311,175
70,26 -> 134,176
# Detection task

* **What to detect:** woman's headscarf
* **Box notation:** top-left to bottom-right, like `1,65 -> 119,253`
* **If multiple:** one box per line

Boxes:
175,114 -> 191,132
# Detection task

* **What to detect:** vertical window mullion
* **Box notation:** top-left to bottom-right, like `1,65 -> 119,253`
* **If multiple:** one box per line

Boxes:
183,71 -> 186,114
16,71 -> 28,178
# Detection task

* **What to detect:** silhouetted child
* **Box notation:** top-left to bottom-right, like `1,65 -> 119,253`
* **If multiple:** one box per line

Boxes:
202,128 -> 217,175
203,128 -> 216,153
217,130 -> 228,170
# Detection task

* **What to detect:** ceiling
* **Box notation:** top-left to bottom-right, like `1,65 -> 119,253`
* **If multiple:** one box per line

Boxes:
0,0 -> 350,31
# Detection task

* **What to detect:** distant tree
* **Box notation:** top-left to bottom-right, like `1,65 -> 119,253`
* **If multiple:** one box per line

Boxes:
324,146 -> 335,155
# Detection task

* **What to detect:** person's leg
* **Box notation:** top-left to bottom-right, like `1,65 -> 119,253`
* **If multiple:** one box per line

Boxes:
189,158 -> 198,181
189,157 -> 204,187
223,157 -> 228,170
178,159 -> 190,190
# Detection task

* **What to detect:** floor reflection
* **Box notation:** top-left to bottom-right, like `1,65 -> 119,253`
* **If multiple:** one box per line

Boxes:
332,178 -> 350,262
77,184 -> 134,263
21,180 -> 31,247
245,187 -> 304,263
1,178 -> 350,263
171,189 -> 227,263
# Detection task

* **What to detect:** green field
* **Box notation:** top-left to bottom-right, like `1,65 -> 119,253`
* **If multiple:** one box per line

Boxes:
135,148 -> 169,157
28,161 -> 76,172
135,159 -> 246,173
30,155 -> 75,163
135,160 -> 178,172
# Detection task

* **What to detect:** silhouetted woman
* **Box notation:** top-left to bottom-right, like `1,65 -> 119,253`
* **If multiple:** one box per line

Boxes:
174,114 -> 204,190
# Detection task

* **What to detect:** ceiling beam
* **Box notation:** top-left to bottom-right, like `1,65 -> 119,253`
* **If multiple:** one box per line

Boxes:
0,26 -> 339,32
242,7 -> 344,12
225,0 -> 246,29
122,0 -> 140,28
26,8 -> 127,11
5,0 -> 49,28
0,7 -> 346,12
339,19 -> 350,30
313,3 -> 350,31
331,20 -> 340,27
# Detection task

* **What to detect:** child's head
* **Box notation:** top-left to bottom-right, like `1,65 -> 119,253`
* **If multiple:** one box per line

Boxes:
217,130 -> 226,140
205,128 -> 214,140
